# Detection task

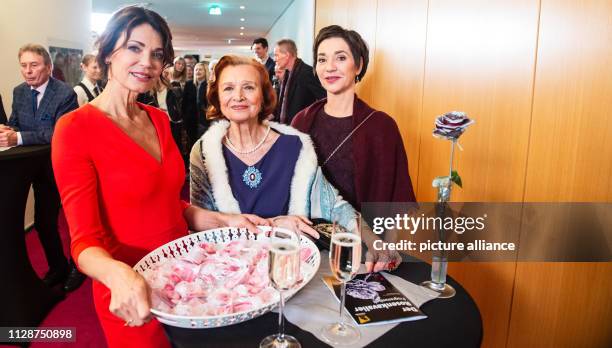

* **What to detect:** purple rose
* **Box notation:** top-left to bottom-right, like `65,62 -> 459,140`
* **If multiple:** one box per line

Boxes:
433,111 -> 474,140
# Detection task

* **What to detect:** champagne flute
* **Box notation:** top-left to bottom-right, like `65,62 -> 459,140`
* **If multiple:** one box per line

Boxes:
260,227 -> 301,348
321,211 -> 362,346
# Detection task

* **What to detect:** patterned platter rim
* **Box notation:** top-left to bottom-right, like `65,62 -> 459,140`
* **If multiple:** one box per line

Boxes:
133,226 -> 321,329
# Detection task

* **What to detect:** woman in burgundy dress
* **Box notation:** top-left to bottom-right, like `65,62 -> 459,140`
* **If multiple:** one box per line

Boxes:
292,25 -> 417,272
52,7 -> 267,348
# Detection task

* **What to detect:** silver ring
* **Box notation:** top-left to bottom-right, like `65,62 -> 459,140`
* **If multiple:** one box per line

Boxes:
124,319 -> 133,326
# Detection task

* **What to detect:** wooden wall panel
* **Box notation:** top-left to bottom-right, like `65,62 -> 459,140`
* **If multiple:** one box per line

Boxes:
509,0 -> 612,346
507,263 -> 612,348
418,1 -> 540,346
523,0 -> 612,203
417,0 -> 539,202
346,0 -> 379,103
370,0 -> 428,196
314,0 -> 349,33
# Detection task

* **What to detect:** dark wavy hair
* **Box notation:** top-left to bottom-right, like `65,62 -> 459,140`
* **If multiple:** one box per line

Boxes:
313,25 -> 369,82
96,5 -> 174,84
206,55 -> 276,123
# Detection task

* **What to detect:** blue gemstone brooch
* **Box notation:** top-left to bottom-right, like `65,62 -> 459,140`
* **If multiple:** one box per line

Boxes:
242,166 -> 262,189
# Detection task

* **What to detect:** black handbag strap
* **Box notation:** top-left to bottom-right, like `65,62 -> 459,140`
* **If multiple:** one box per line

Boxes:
76,82 -> 95,102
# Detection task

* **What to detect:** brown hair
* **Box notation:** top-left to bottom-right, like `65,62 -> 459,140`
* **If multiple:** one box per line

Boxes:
96,5 -> 174,83
18,44 -> 52,67
276,39 -> 298,57
81,54 -> 97,66
313,25 -> 369,82
206,55 -> 276,123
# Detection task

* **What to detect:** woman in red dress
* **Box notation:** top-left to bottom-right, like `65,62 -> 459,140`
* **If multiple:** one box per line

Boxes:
51,6 -> 267,348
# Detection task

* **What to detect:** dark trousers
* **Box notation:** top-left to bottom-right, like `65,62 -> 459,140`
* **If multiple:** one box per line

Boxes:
33,155 -> 68,271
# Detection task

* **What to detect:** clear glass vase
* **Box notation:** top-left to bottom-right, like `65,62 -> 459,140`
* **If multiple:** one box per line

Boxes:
420,178 -> 456,298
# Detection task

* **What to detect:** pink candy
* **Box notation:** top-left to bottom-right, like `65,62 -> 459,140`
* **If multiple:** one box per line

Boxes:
146,239 -> 301,317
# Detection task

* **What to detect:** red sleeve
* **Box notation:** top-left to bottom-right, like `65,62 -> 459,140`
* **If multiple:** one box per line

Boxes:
52,113 -> 109,265
180,200 -> 191,212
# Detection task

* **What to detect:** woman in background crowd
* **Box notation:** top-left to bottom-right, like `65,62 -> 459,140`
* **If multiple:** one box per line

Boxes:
74,54 -> 103,106
292,25 -> 414,272
52,7 -> 268,348
208,58 -> 219,83
193,61 -> 210,136
170,56 -> 187,86
171,56 -> 198,158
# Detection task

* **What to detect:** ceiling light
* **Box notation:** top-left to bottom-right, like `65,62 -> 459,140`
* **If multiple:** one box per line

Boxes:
209,5 -> 222,15
240,18 -> 245,22
240,32 -> 244,36
240,5 -> 245,10
240,26 -> 244,30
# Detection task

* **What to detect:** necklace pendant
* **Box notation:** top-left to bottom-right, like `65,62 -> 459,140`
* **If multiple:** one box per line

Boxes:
242,166 -> 262,189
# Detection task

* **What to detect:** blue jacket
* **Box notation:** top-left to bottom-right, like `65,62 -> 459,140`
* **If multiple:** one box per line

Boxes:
9,77 -> 78,145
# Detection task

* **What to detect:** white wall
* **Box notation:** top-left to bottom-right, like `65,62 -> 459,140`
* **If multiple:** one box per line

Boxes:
0,0 -> 92,228
266,0 -> 315,65
0,0 -> 93,115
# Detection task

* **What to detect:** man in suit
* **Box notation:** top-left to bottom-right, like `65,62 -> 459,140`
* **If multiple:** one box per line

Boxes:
273,39 -> 326,125
0,44 -> 85,292
184,54 -> 197,81
252,38 -> 275,83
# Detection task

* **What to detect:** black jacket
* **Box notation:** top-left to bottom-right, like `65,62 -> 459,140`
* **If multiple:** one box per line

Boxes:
0,94 -> 7,124
137,88 -> 181,123
273,58 -> 325,125
196,80 -> 210,131
264,56 -> 275,84
181,80 -> 199,148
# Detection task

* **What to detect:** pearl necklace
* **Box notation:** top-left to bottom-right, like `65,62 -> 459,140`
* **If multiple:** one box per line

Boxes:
225,125 -> 271,155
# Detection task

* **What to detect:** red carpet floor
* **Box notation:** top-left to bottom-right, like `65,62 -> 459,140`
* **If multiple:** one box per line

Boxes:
1,182 -> 190,348
0,211 -> 107,348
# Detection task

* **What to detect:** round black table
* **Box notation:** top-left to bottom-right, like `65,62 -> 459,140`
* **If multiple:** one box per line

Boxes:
164,262 -> 482,348
0,145 -> 63,326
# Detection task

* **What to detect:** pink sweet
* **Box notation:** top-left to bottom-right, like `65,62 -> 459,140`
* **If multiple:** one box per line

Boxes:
300,247 -> 313,262
142,238 -> 312,317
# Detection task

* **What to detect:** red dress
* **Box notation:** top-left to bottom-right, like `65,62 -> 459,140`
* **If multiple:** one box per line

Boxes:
52,103 -> 188,348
